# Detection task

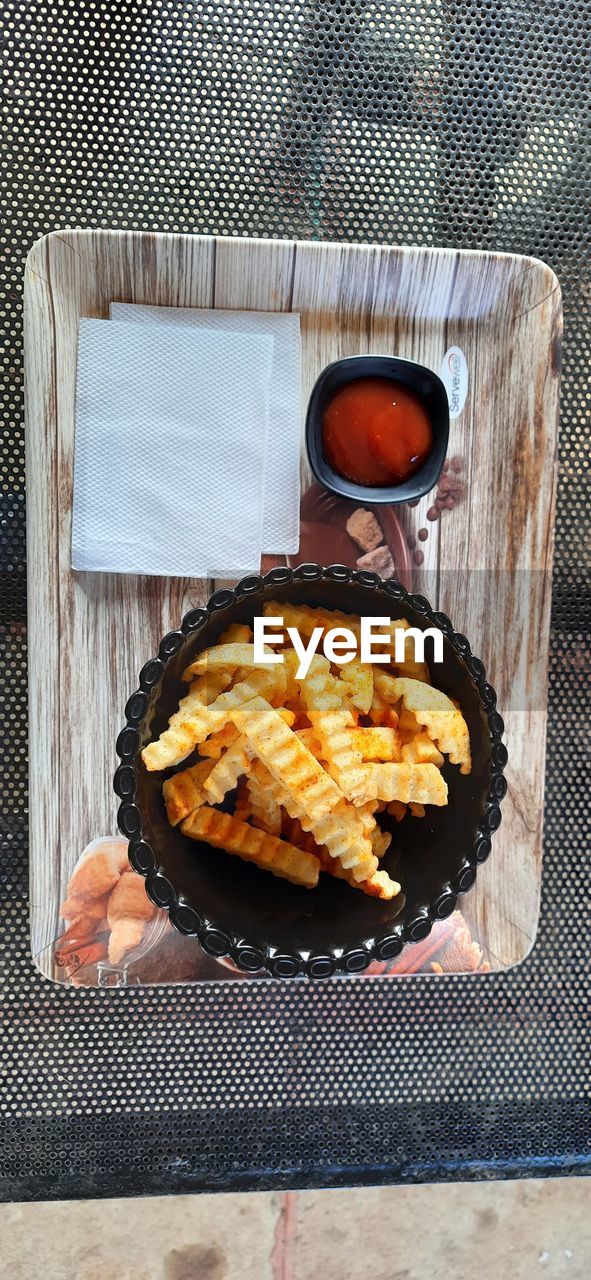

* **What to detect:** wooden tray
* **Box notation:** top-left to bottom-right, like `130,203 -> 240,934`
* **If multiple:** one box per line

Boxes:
24,230 -> 561,980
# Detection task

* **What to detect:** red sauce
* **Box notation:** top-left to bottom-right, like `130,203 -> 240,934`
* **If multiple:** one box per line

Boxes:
322,377 -> 433,486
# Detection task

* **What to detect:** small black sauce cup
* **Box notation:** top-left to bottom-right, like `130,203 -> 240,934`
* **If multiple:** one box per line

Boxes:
305,354 -> 450,505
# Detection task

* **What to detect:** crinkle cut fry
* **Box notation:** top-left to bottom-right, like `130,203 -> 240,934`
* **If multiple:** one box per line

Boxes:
301,660 -> 365,801
339,658 -> 373,714
230,696 -> 343,823
186,669 -> 231,703
246,767 -> 282,835
218,623 -> 252,644
162,758 -> 217,826
264,599 -> 361,640
183,641 -> 277,681
181,805 -> 319,888
387,618 -> 431,683
234,777 -> 252,823
370,826 -> 392,860
401,730 -> 444,767
263,601 -> 431,682
198,722 -> 240,759
164,710 -> 297,817
316,847 -> 400,899
203,735 -> 254,805
350,726 -> 399,760
384,676 -> 472,774
249,759 -> 377,883
143,670 -> 230,773
350,762 -> 448,806
201,706 -> 295,762
297,725 -> 399,761
141,666 -> 282,772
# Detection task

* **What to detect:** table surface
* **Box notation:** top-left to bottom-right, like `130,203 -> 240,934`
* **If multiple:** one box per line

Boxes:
2,0 -> 590,1200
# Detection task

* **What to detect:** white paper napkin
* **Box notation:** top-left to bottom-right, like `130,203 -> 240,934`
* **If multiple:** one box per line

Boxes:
71,319 -> 273,578
110,303 -> 301,554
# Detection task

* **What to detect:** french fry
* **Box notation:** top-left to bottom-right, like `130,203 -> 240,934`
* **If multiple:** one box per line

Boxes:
185,710 -> 303,812
295,728 -> 326,759
371,826 -> 392,860
316,847 -> 400,899
281,649 -> 303,699
284,693 -> 308,722
353,726 -> 400,760
297,725 -> 399,762
264,602 -> 431,682
198,722 -> 241,759
246,768 -> 283,836
142,669 -> 230,771
356,798 -> 380,833
375,674 -> 435,752
219,623 -> 253,643
142,666 -> 283,772
250,759 -> 377,882
363,868 -> 401,899
294,799 -> 377,882
183,641 -> 276,681
234,777 -> 252,823
203,736 -> 254,805
178,670 -> 233,701
368,687 -> 399,730
350,762 -> 448,806
397,707 -> 423,742
231,697 -> 343,823
280,813 -> 324,855
200,707 -> 296,760
277,708 -> 298,728
158,598 -> 471,909
374,670 -> 405,705
264,599 -> 359,639
388,617 -> 431,683
387,677 -> 472,774
369,688 -> 388,724
301,660 -> 365,801
228,654 -> 302,702
181,805 -> 319,888
401,731 -> 444,767
338,658 -> 374,714
163,758 -> 217,826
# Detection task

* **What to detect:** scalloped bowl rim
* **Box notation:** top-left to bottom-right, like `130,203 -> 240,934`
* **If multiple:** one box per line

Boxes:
114,564 -> 507,980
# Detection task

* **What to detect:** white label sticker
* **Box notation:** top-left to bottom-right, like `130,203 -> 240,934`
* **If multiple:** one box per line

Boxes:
439,346 -> 468,420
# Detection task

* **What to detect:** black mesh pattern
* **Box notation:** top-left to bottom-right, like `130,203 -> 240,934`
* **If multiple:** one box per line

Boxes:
1,1 -> 590,1198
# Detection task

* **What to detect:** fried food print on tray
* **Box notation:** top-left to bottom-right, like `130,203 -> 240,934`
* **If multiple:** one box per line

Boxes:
58,837 -> 159,974
141,606 -> 471,901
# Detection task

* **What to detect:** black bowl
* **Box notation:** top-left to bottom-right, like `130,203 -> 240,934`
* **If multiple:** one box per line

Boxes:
306,355 -> 450,505
114,566 -> 506,979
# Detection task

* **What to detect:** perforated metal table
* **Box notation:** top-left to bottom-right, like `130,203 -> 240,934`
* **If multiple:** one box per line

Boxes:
1,1 -> 589,1199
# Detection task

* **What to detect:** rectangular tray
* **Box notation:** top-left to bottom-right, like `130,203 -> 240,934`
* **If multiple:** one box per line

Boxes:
24,230 -> 561,982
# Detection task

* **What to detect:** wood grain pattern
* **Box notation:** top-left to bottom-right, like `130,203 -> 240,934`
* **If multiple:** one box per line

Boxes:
24,230 -> 561,978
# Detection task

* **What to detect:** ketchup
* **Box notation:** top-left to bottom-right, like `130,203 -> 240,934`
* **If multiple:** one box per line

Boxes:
322,377 -> 433,486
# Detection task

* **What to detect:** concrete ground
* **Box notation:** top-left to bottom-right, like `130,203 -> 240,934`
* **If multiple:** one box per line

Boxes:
0,1179 -> 590,1279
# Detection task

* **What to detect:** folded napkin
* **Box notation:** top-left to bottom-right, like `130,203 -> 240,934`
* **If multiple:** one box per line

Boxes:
110,303 -> 301,555
71,319 -> 273,578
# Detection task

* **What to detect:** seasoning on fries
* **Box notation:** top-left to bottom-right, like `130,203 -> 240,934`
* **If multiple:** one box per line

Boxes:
141,604 -> 472,902
181,806 -> 320,888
